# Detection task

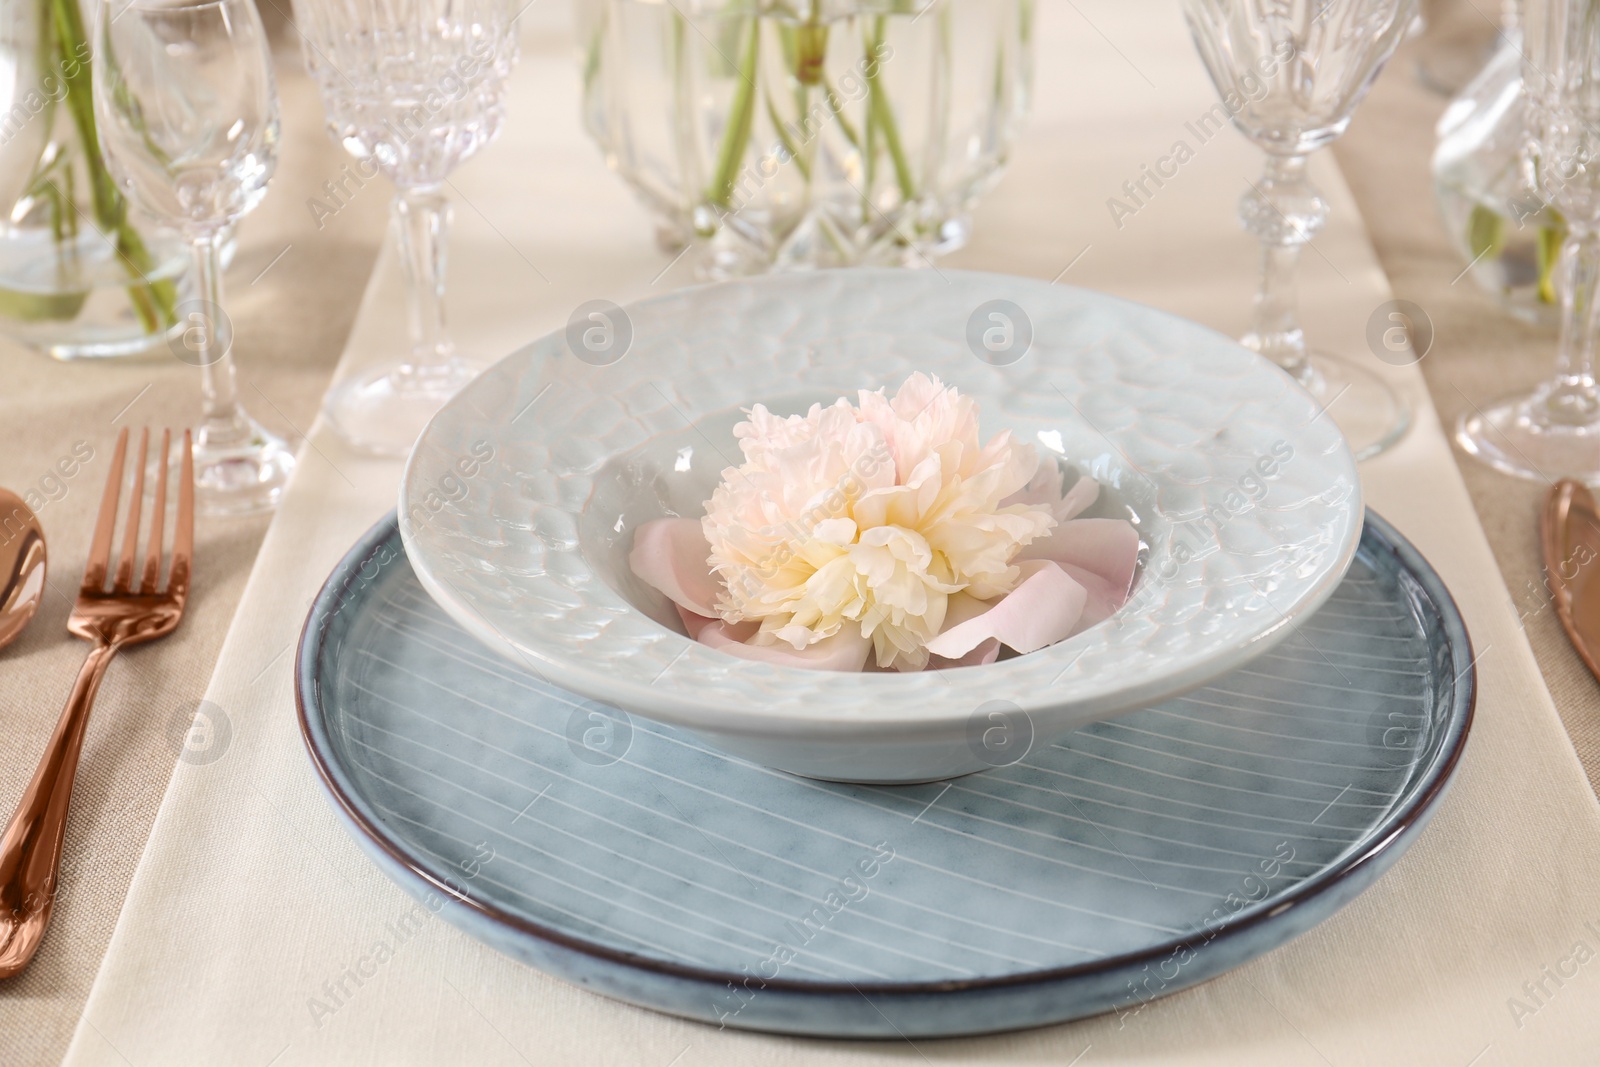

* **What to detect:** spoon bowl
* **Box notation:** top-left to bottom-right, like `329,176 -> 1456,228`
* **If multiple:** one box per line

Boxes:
0,489 -> 47,650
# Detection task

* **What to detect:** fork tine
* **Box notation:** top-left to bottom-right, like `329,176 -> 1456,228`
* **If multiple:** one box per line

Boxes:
140,429 -> 171,595
83,428 -> 129,594
168,429 -> 194,595
113,429 -> 148,593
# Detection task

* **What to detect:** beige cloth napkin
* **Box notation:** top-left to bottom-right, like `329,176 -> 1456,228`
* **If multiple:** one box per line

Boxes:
60,2 -> 1600,1064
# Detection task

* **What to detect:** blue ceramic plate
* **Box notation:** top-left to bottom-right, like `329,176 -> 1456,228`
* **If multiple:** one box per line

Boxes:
296,510 -> 1473,1038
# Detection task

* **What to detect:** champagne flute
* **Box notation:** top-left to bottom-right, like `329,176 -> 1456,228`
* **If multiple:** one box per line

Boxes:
94,0 -> 295,515
1184,0 -> 1416,460
291,0 -> 519,457
1457,0 -> 1600,481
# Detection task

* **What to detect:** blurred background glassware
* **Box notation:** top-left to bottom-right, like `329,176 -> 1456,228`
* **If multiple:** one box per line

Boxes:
0,0 -> 191,362
1433,32 -> 1562,329
576,0 -> 1034,279
1457,0 -> 1600,482
94,0 -> 295,515
1413,0 -> 1510,96
1183,0 -> 1416,461
291,0 -> 520,458
0,5 -> 50,217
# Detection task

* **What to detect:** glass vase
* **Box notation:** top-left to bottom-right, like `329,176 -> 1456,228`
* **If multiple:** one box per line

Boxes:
577,0 -> 1034,278
0,0 -> 189,361
1433,31 -> 1562,328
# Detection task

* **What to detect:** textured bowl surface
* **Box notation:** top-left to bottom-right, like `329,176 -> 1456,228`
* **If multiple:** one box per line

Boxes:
298,509 -> 1472,1037
399,269 -> 1361,781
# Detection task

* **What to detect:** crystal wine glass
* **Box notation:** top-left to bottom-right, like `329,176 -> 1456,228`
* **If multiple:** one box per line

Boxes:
1183,0 -> 1416,460
290,0 -> 519,457
94,0 -> 295,515
1457,0 -> 1600,482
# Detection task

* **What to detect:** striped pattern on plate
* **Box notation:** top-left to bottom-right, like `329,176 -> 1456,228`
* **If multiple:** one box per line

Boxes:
297,510 -> 1472,1036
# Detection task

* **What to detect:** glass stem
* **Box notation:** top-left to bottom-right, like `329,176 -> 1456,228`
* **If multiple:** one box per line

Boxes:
191,234 -> 251,450
1252,242 -> 1307,375
1239,153 -> 1326,384
394,186 -> 455,375
1540,226 -> 1600,425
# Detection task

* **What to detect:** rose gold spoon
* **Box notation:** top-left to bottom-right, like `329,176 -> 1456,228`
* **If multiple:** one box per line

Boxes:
1542,479 -> 1600,683
0,489 -> 46,651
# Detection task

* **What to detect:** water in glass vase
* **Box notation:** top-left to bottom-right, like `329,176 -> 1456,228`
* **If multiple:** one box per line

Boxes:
1435,182 -> 1564,327
0,0 -> 190,361
1432,37 -> 1563,329
0,181 -> 189,360
579,0 -> 1033,277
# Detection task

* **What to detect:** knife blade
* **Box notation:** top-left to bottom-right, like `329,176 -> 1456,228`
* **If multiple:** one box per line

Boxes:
1542,479 -> 1600,683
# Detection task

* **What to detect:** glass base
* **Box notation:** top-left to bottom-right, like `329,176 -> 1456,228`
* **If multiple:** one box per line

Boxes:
1284,352 -> 1412,462
687,210 -> 974,281
1456,385 -> 1600,483
195,421 -> 296,517
324,359 -> 483,458
0,227 -> 234,362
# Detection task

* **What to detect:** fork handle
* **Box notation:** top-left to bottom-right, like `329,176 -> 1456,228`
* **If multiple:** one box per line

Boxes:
0,640 -> 118,978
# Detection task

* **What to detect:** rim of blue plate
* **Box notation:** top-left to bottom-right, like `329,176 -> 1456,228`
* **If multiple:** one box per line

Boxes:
295,507 -> 1475,997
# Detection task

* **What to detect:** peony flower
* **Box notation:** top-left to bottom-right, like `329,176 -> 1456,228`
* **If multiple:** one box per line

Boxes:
629,374 -> 1140,672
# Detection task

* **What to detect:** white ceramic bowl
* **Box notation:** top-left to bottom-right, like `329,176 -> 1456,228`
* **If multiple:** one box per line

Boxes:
399,269 -> 1361,783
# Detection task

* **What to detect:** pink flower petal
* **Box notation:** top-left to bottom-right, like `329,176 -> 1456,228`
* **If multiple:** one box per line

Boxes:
920,593 -> 1001,670
930,638 -> 1002,670
701,626 -> 873,672
941,591 -> 994,630
675,605 -> 717,640
1056,475 -> 1100,522
629,518 -> 722,617
1018,517 -> 1139,598
925,560 -> 1088,658
674,605 -> 758,643
1053,563 -> 1126,634
1002,466 -> 1100,522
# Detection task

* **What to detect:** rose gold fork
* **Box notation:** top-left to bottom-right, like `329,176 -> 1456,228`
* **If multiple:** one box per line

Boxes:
0,427 -> 193,978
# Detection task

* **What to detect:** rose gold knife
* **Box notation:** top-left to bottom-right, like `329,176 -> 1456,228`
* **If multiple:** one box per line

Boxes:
1543,479 -> 1600,683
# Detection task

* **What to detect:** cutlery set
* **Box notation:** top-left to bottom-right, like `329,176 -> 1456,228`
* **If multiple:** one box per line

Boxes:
0,428 -> 193,978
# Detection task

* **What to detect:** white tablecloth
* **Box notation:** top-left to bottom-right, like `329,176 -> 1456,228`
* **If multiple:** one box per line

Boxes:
62,1 -> 1600,1063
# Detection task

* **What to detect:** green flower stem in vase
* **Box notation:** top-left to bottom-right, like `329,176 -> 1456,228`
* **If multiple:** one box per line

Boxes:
1433,36 -> 1566,328
863,15 -> 914,204
703,10 -> 916,242
705,14 -> 761,213
51,0 -> 177,330
581,0 -> 1033,277
0,0 -> 181,358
